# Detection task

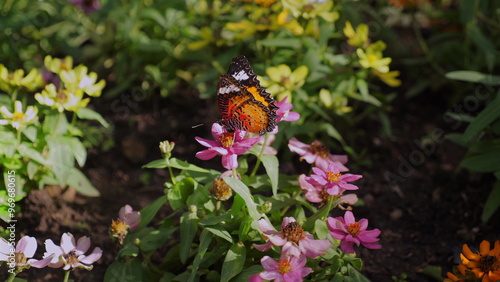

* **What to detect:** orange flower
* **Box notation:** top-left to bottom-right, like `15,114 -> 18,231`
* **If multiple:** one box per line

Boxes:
457,240 -> 500,282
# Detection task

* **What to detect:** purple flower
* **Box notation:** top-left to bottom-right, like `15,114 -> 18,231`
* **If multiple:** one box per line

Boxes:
253,217 -> 331,258
195,122 -> 262,169
299,174 -> 358,207
288,137 -> 348,171
327,211 -> 381,253
306,162 -> 362,195
119,205 -> 141,231
44,232 -> 102,270
70,0 -> 101,14
259,254 -> 312,282
0,236 -> 53,272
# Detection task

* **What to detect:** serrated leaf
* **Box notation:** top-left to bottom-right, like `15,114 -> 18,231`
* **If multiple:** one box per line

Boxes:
220,243 -> 246,282
260,154 -> 279,196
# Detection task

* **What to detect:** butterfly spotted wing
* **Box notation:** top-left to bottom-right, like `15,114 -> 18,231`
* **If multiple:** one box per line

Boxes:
217,55 -> 278,135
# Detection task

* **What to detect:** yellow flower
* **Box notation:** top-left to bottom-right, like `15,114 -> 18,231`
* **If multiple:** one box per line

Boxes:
0,100 -> 38,130
259,64 -> 308,102
356,41 -> 392,73
282,0 -> 338,22
318,88 -> 352,115
373,70 -> 401,87
0,64 -> 43,93
44,55 -> 74,74
35,84 -> 90,113
344,21 -> 369,48
60,65 -> 106,97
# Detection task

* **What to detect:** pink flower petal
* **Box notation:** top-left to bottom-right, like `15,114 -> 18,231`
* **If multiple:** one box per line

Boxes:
19,236 -> 37,258
195,149 -> 219,160
119,205 -> 133,219
29,254 -> 54,268
75,236 -> 91,255
258,219 -> 277,234
343,211 -> 356,224
60,233 -> 76,254
282,242 -> 301,257
79,247 -> 102,264
253,241 -> 273,252
195,137 -> 220,148
298,237 -> 331,258
221,154 -> 238,169
288,138 -> 310,156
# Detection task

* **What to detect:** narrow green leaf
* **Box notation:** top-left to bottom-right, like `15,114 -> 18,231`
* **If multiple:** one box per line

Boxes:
220,243 -> 246,282
446,71 -> 500,85
180,212 -> 198,264
460,150 -> 500,172
463,90 -> 500,143
76,108 -> 109,127
139,195 -> 168,229
189,229 -> 214,282
69,137 -> 87,167
142,159 -> 168,169
168,158 -> 210,173
260,154 -> 279,196
67,168 -> 100,197
205,226 -> 233,243
223,177 -> 260,221
481,181 -> 500,222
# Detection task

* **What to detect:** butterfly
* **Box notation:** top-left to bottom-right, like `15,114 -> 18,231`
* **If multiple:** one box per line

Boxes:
217,55 -> 278,135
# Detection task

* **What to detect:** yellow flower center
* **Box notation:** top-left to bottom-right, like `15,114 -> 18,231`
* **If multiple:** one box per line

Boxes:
210,178 -> 233,201
309,141 -> 330,158
302,4 -> 314,12
15,252 -> 27,265
346,222 -> 361,236
56,91 -> 68,104
219,132 -> 235,148
479,255 -> 500,273
65,250 -> 79,266
12,112 -> 25,121
110,219 -> 129,244
326,171 -> 341,182
282,221 -> 306,244
367,54 -> 378,63
277,260 -> 292,274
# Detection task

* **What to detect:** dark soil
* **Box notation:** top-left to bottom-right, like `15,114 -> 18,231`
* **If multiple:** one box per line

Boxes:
3,86 -> 499,282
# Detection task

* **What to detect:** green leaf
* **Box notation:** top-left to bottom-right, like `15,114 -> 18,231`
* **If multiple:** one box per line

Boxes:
189,229 -> 214,282
140,226 -> 176,252
168,177 -> 196,210
467,25 -> 495,71
104,259 -> 143,282
260,38 -> 301,49
260,154 -> 279,196
446,71 -> 500,85
223,177 -> 261,221
43,112 -> 68,135
220,243 -> 246,282
67,168 -> 100,197
168,158 -> 210,173
46,136 -> 74,187
139,195 -> 168,229
27,161 -> 39,180
205,226 -> 233,243
463,90 -> 500,144
180,212 -> 198,264
18,143 -> 47,165
481,181 -> 500,222
76,108 -> 109,127
22,125 -> 37,142
142,159 -> 168,169
69,137 -> 87,167
460,150 -> 500,172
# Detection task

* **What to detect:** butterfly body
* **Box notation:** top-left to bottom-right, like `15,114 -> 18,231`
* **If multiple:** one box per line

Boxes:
217,55 -> 278,135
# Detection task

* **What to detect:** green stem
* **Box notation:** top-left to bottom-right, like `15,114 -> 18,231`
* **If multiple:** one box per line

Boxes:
11,88 -> 18,102
165,158 -> 176,185
249,133 -> 269,178
6,272 -> 17,282
63,270 -> 71,282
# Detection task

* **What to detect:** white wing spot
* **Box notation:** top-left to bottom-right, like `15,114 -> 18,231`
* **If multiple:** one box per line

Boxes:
232,70 -> 249,81
218,84 -> 239,94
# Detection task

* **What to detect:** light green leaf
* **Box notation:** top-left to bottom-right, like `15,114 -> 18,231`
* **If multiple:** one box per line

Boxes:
46,136 -> 74,187
205,226 -> 233,243
76,108 -> 109,127
67,168 -> 100,197
69,137 -> 87,167
220,243 -> 246,282
168,158 -> 210,173
446,71 -> 500,85
142,159 -> 168,169
43,112 -> 68,135
223,177 -> 261,221
260,154 -> 279,196
18,143 -> 47,165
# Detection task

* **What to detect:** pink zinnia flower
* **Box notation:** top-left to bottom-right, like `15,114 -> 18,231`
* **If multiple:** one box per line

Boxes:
44,232 -> 102,270
253,217 -> 331,258
70,0 -> 101,14
0,236 -> 53,271
288,137 -> 348,171
306,162 -> 362,195
299,174 -> 358,208
327,211 -> 381,253
276,96 -> 300,123
259,254 -> 312,282
195,122 -> 262,169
